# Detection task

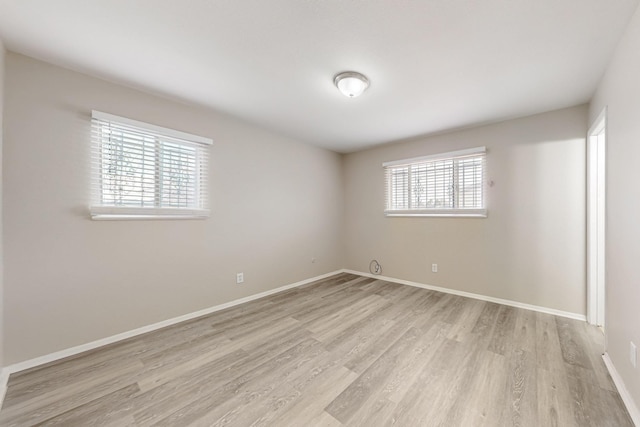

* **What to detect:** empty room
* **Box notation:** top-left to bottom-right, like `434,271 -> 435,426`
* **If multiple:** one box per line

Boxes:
0,0 -> 639,426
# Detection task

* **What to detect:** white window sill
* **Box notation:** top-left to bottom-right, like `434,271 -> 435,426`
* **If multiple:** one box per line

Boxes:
385,209 -> 487,218
90,206 -> 209,220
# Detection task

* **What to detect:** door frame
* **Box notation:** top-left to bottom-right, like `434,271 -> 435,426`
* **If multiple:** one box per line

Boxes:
587,107 -> 607,327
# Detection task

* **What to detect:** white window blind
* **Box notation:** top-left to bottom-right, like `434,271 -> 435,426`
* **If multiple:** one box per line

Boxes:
384,147 -> 486,217
90,111 -> 212,220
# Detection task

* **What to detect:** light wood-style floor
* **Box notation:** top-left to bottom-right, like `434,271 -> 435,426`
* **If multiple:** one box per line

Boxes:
0,273 -> 633,426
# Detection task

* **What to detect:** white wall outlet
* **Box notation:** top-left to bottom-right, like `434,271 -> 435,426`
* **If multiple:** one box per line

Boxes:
236,273 -> 244,284
311,257 -> 316,263
631,342 -> 637,368
432,263 -> 438,273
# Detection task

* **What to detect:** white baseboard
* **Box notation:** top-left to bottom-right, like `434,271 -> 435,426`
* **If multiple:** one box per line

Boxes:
0,268 -> 586,410
2,270 -> 343,379
603,353 -> 640,426
343,269 -> 586,321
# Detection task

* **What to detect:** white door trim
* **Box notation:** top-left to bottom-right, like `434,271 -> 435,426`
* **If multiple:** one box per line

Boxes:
587,106 -> 607,328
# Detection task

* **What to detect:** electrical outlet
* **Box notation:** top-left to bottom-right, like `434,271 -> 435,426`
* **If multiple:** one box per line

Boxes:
311,257 -> 316,263
236,273 -> 244,284
631,342 -> 637,368
432,263 -> 438,273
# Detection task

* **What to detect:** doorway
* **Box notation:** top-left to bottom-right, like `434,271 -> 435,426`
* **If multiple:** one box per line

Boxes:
587,107 -> 606,328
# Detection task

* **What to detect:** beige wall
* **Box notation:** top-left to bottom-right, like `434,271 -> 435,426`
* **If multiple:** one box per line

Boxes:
343,105 -> 587,315
0,40 -> 5,371
3,53 -> 344,365
590,3 -> 640,411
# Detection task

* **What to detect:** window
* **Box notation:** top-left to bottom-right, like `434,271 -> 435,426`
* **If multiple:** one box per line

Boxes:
90,111 -> 212,219
384,147 -> 486,217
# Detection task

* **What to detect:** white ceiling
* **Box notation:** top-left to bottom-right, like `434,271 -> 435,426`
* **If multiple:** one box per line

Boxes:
0,0 -> 638,153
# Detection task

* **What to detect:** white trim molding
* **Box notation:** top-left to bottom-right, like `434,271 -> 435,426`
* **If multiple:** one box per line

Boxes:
586,106 -> 607,327
0,268 -> 588,410
343,269 -> 586,321
603,353 -> 640,425
2,270 -> 343,378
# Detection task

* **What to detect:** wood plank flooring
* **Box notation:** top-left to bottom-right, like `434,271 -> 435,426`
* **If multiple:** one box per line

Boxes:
0,273 -> 633,426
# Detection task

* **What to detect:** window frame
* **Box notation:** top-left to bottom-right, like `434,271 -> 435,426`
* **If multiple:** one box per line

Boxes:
383,147 -> 487,218
90,111 -> 212,220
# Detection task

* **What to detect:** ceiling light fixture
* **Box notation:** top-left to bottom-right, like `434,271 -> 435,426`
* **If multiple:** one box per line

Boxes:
334,71 -> 370,98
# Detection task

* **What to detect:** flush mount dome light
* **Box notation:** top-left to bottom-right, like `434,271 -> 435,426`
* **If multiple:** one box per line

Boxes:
334,71 -> 370,98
